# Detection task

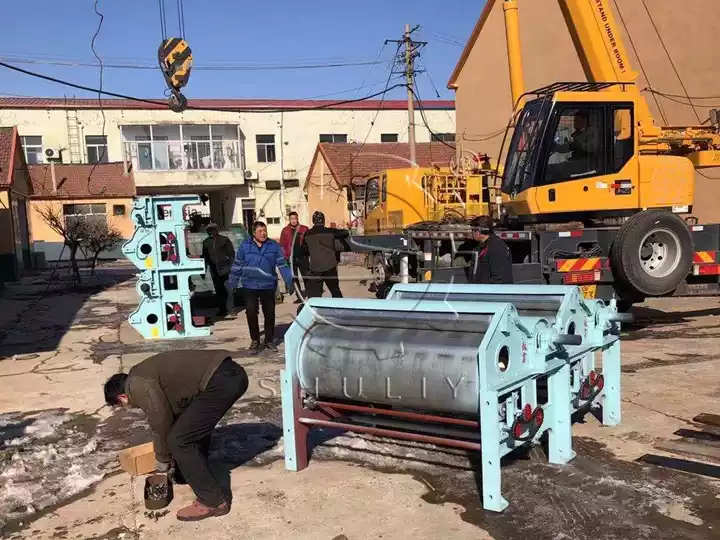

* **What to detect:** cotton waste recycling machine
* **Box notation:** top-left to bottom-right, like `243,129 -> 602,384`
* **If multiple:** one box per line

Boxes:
122,195 -> 210,340
281,283 -> 630,512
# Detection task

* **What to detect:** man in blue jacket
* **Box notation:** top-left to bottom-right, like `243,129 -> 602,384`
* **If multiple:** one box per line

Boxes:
228,221 -> 294,353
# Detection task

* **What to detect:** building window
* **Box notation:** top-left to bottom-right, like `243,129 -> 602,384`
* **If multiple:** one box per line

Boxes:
381,133 -> 398,143
20,136 -> 43,164
319,134 -> 348,144
283,178 -> 300,189
267,217 -> 281,225
63,203 -> 107,229
256,135 -> 276,163
431,132 -> 455,143
121,125 -> 242,171
86,136 -> 109,164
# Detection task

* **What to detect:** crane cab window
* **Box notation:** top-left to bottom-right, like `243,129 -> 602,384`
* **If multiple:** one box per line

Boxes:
612,107 -> 634,172
365,176 -> 380,213
543,106 -> 605,185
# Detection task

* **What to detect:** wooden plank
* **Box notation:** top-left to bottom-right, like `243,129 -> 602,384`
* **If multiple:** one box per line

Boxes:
674,428 -> 720,445
654,440 -> 720,462
693,413 -> 720,428
638,454 -> 720,479
692,422 -> 720,437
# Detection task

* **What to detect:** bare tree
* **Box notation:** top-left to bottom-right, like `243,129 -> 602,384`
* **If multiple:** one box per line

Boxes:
81,221 -> 124,275
36,203 -> 86,284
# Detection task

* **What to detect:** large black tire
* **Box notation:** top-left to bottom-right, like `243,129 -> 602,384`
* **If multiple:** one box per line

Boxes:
610,210 -> 693,297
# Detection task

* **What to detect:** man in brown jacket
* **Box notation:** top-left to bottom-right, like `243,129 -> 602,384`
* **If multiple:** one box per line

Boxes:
103,350 -> 248,521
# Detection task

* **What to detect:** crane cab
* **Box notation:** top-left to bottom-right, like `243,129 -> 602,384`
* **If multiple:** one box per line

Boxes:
499,82 -> 695,224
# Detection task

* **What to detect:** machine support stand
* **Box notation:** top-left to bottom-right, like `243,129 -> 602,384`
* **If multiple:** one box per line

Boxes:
601,338 -> 622,426
281,370 -> 310,471
548,364 -> 576,464
479,389 -> 508,512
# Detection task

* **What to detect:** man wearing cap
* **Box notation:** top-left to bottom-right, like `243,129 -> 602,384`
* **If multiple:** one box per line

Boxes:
202,223 -> 236,317
462,216 -> 514,284
300,211 -> 349,299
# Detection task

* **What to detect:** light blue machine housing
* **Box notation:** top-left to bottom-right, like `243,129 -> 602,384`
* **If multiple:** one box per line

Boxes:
386,283 -> 625,425
122,195 -> 211,340
281,288 -> 626,512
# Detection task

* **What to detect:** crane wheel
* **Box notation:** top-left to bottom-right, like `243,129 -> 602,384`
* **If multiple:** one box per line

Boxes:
610,210 -> 693,297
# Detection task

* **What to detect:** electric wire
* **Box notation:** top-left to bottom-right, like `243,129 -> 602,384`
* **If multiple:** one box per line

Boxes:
611,0 -> 669,125
88,0 -> 107,196
0,55 -> 390,72
410,86 -> 456,151
0,60 -> 409,113
639,0 -> 702,124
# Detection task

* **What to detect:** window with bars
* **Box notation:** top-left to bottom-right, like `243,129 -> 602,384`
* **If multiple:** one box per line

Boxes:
86,136 -> 109,164
319,134 -> 348,144
63,203 -> 108,229
381,133 -> 398,143
431,132 -> 455,143
267,217 -> 281,225
20,136 -> 43,164
256,134 -> 276,163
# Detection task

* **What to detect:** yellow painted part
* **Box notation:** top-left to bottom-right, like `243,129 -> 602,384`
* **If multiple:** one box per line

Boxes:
363,168 -> 493,235
638,155 -> 694,208
150,327 -> 159,338
688,150 -> 720,168
580,284 -> 597,299
144,256 -> 154,269
503,0 -> 525,109
424,271 -> 432,281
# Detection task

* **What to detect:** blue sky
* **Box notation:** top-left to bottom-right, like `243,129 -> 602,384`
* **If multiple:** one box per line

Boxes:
0,0 -> 482,101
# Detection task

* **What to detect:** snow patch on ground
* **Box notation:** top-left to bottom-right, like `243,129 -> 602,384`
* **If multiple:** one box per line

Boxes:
0,409 -> 116,528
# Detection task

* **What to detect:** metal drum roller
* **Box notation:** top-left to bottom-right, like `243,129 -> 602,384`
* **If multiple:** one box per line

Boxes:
386,283 -> 630,424
281,295 -> 621,513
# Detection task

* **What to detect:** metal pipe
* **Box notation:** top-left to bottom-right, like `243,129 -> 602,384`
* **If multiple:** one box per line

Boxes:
313,401 -> 479,428
553,334 -> 583,346
400,255 -> 409,284
345,413 -> 482,442
503,0 -> 526,109
298,417 -> 482,451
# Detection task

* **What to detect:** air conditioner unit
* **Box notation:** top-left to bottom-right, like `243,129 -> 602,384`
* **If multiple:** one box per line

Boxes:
44,147 -> 62,162
244,170 -> 259,181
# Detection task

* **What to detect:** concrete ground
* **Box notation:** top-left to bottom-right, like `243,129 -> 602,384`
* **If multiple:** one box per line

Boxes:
0,262 -> 719,540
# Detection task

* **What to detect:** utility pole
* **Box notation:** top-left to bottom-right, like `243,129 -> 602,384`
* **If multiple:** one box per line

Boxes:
388,25 -> 426,167
404,24 -> 417,166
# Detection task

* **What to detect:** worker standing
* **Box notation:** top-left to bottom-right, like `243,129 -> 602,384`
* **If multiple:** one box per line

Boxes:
464,216 -> 514,284
279,211 -> 309,302
301,211 -> 349,299
201,223 -> 235,317
103,350 -> 249,522
227,221 -> 293,353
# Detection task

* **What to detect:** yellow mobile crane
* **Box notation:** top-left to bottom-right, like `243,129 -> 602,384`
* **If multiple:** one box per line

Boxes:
402,0 -> 720,309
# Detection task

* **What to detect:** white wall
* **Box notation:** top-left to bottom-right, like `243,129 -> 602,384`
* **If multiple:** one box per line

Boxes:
0,105 -> 456,238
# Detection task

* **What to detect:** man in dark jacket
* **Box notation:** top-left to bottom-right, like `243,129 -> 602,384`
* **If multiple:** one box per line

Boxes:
201,223 -> 235,317
279,211 -> 309,302
301,211 -> 349,298
461,216 -> 514,284
227,221 -> 294,353
103,350 -> 249,522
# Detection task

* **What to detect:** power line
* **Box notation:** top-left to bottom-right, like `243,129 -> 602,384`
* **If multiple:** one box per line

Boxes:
410,86 -> 456,151
639,0 -> 701,124
0,55 -> 390,72
0,59 -> 408,114
88,0 -> 107,196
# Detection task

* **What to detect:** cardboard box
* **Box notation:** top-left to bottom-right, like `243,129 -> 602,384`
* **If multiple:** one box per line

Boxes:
118,442 -> 156,476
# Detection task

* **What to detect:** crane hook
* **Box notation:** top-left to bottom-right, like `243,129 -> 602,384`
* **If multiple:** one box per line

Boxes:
158,38 -> 193,113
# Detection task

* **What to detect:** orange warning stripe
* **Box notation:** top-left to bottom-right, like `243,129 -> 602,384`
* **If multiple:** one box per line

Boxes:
555,258 -> 605,273
693,251 -> 717,264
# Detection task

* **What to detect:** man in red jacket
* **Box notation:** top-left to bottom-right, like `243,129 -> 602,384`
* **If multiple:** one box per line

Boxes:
279,211 -> 309,301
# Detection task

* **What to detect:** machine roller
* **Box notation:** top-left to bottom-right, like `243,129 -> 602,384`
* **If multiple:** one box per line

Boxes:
281,289 -> 625,512
386,283 -> 630,422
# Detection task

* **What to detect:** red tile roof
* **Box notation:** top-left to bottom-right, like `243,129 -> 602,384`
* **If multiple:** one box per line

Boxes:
0,97 -> 455,111
28,162 -> 136,199
307,142 -> 458,189
0,126 -> 18,187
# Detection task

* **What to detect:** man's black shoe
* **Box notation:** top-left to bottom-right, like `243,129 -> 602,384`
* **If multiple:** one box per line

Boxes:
265,342 -> 279,353
248,341 -> 261,353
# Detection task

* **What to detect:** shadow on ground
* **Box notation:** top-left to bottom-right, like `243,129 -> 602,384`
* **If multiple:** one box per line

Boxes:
0,264 -> 136,358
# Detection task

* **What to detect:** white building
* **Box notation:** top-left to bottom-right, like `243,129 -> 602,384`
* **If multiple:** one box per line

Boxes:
0,97 -> 455,237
